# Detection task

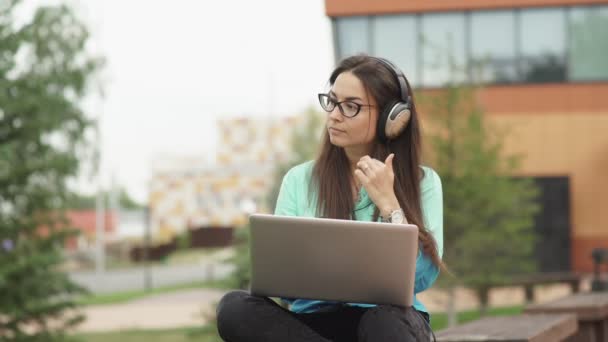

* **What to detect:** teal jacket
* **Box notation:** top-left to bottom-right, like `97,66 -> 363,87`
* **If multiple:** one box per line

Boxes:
273,160 -> 444,315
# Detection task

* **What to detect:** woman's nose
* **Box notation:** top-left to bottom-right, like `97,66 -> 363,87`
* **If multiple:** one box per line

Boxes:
328,106 -> 342,121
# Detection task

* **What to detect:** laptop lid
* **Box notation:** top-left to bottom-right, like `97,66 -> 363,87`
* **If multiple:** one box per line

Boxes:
249,213 -> 419,307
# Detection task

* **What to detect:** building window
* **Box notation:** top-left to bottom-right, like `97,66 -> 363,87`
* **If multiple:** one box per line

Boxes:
335,17 -> 369,59
332,5 -> 608,86
470,10 -> 518,84
568,6 -> 608,81
420,12 -> 467,87
520,8 -> 567,83
372,15 -> 418,85
529,177 -> 571,272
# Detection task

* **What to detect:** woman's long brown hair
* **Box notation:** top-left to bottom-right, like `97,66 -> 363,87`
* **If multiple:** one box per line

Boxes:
311,55 -> 443,269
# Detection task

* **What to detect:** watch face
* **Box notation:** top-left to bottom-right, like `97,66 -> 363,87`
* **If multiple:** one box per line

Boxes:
391,210 -> 405,224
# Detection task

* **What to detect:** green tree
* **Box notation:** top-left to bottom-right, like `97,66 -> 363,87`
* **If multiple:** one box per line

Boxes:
224,225 -> 252,290
65,187 -> 144,210
224,107 -> 324,290
0,1 -> 103,340
266,107 -> 325,211
422,82 -> 539,321
116,187 -> 144,210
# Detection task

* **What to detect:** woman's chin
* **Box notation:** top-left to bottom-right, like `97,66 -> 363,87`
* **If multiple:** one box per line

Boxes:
329,136 -> 347,147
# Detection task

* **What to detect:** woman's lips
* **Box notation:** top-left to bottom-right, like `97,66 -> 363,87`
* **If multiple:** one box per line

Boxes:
329,127 -> 345,134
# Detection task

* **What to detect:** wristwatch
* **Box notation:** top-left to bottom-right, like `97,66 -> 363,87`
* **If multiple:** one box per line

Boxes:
382,208 -> 405,224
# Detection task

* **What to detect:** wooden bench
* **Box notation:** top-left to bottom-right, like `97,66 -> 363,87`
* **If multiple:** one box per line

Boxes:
435,314 -> 578,342
490,272 -> 583,304
525,292 -> 608,342
592,248 -> 608,291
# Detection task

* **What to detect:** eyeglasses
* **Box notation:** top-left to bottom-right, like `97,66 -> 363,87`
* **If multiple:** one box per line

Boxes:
318,93 -> 374,118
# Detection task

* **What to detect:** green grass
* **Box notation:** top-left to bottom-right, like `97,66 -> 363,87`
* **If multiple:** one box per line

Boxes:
76,325 -> 221,342
430,305 -> 523,331
77,278 -> 232,306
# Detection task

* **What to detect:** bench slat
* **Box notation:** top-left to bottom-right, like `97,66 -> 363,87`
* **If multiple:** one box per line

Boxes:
436,314 -> 577,342
525,293 -> 608,321
511,272 -> 582,285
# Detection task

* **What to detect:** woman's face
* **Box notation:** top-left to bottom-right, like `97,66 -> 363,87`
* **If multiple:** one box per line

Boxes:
326,71 -> 378,149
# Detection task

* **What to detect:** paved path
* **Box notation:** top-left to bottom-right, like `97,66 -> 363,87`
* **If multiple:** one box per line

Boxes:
76,288 -> 229,333
69,263 -> 233,294
77,277 -> 593,332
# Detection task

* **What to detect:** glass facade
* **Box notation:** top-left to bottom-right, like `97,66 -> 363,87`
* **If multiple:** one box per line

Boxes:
569,7 -> 608,81
470,11 -> 518,84
371,15 -> 419,85
520,8 -> 567,83
335,17 -> 369,59
333,5 -> 608,87
421,13 -> 467,86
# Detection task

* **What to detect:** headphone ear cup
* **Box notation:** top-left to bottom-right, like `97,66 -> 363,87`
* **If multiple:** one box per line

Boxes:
376,101 -> 395,142
384,102 -> 411,140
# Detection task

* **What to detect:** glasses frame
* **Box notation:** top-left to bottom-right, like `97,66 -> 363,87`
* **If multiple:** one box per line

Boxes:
318,93 -> 374,118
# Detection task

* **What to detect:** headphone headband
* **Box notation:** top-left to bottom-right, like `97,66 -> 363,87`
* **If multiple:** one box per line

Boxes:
372,57 -> 411,105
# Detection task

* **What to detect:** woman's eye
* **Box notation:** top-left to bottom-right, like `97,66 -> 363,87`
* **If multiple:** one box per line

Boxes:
344,102 -> 358,111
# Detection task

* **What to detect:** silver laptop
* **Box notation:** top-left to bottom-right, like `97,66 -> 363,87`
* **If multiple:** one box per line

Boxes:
249,213 -> 419,307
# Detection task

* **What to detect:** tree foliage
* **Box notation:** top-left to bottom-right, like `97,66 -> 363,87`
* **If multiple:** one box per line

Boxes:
65,187 -> 144,211
422,83 -> 539,313
0,0 -> 103,339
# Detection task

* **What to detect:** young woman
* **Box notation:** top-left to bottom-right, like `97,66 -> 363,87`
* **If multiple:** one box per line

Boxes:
216,55 -> 444,342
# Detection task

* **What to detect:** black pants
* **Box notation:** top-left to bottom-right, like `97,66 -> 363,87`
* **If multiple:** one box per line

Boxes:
216,290 -> 432,342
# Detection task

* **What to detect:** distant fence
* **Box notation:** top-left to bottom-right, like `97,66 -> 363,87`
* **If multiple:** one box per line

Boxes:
190,226 -> 234,247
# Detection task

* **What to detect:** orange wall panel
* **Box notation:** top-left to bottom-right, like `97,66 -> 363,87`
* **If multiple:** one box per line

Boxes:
418,83 -> 608,115
420,109 -> 608,273
414,82 -> 608,115
476,83 -> 608,114
326,0 -> 608,16
572,237 -> 608,272
487,113 -> 608,273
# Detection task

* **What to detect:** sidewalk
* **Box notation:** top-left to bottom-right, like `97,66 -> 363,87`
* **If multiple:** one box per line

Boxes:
68,248 -> 235,294
76,288 -> 228,333
77,277 -> 592,333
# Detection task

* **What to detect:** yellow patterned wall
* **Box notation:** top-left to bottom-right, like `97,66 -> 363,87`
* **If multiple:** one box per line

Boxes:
217,116 -> 300,165
148,117 -> 301,240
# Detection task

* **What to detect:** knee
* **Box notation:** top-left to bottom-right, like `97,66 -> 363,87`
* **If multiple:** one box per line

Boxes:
359,305 -> 403,328
358,305 -> 425,342
216,291 -> 252,336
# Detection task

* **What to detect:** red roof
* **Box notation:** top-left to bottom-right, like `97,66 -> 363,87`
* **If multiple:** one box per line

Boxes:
66,210 -> 116,236
36,210 -> 116,251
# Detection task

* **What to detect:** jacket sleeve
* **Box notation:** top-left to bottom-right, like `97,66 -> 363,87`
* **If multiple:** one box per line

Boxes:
414,168 -> 444,294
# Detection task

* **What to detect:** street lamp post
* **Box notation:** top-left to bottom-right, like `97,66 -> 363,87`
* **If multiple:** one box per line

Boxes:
143,206 -> 152,291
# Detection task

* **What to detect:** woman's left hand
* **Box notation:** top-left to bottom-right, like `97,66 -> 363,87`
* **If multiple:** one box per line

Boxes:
354,154 -> 400,217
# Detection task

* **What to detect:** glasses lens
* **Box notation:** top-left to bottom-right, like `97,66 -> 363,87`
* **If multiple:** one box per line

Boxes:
318,94 -> 334,112
342,102 -> 360,117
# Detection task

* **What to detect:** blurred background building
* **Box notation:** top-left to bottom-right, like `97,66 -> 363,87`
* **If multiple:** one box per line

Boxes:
148,116 -> 301,243
325,0 -> 608,273
64,210 -> 116,251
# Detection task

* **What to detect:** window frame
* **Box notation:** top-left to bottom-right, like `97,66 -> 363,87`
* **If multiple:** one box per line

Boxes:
331,4 -> 608,88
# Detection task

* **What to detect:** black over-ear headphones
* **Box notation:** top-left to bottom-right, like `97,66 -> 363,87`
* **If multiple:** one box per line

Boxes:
371,57 -> 412,142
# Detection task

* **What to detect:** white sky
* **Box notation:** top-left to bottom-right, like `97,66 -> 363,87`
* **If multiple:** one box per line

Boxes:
28,0 -> 335,203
